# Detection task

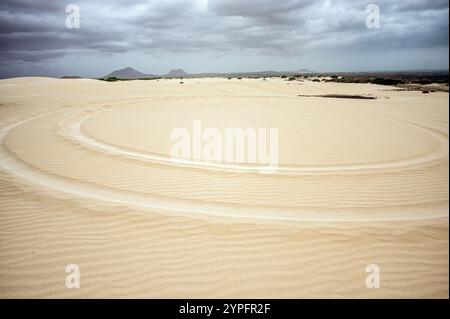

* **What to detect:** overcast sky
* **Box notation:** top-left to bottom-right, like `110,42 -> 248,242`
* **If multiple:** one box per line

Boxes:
0,0 -> 448,78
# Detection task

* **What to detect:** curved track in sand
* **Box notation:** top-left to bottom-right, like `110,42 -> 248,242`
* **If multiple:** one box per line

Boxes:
0,94 -> 448,222
60,105 -> 448,174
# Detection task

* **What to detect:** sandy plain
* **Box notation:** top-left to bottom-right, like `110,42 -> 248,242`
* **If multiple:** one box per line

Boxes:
0,77 -> 448,298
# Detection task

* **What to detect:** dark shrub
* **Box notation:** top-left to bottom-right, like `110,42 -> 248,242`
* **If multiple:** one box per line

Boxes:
371,78 -> 404,86
105,77 -> 120,82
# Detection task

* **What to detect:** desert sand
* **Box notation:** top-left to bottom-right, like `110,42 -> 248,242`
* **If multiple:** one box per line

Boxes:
0,77 -> 448,298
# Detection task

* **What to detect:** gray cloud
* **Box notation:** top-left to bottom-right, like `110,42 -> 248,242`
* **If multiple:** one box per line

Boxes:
207,0 -> 313,17
0,0 -> 448,77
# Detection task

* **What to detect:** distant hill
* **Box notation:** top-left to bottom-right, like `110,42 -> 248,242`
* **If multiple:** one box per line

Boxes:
293,68 -> 314,73
164,69 -> 189,77
103,67 -> 156,79
102,67 -> 317,79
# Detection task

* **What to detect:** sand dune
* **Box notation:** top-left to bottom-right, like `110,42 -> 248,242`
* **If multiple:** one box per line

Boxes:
0,77 -> 448,298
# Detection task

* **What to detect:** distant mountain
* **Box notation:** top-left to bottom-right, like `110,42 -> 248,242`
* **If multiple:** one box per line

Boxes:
102,67 -> 317,79
164,69 -> 189,77
293,68 -> 314,73
103,67 -> 156,79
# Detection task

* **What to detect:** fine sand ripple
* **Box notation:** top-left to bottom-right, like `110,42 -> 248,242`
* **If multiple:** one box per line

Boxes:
0,77 -> 448,298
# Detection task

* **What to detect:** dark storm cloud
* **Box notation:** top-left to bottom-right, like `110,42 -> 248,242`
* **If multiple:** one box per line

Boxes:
0,0 -> 448,77
0,0 -> 63,12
